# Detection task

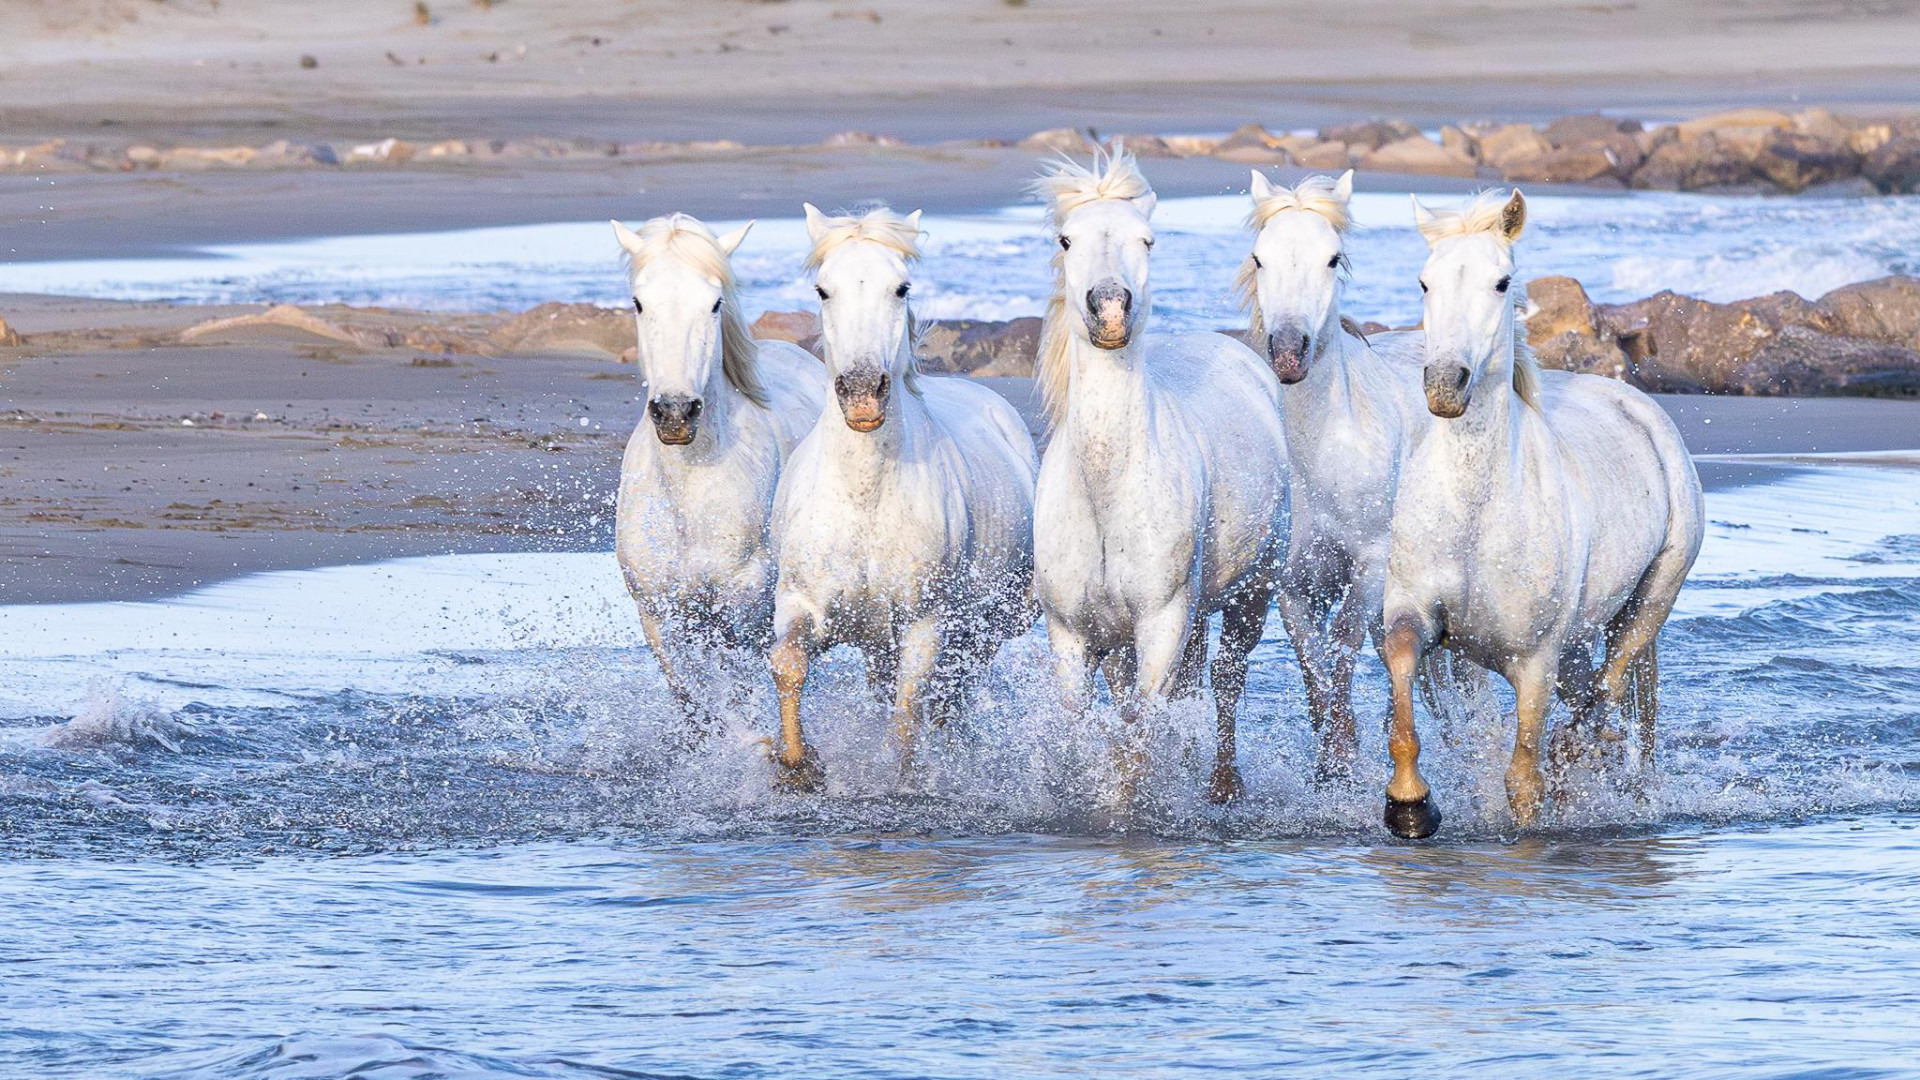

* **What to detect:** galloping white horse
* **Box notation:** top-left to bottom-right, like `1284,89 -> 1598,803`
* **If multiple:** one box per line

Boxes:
1378,190 -> 1703,838
1238,169 -> 1432,779
768,206 -> 1038,791
1031,149 -> 1289,804
611,213 -> 828,723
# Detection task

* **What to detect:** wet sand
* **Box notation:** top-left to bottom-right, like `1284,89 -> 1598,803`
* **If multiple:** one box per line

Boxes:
2,294 -> 1914,606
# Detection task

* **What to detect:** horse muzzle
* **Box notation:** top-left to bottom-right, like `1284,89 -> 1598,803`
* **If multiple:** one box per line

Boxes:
1084,281 -> 1134,350
648,394 -> 703,445
1423,364 -> 1472,419
1268,329 -> 1312,384
835,369 -> 890,433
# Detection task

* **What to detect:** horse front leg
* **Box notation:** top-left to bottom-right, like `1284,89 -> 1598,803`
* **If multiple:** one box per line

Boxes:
1046,614 -> 1097,716
890,618 -> 943,781
639,608 -> 710,741
1382,616 -> 1441,838
1207,582 -> 1273,805
768,617 -> 825,793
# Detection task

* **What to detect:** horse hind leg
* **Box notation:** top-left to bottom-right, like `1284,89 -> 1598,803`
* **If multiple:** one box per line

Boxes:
1206,583 -> 1273,804
768,618 -> 825,793
1598,555 -> 1688,781
1099,643 -> 1146,806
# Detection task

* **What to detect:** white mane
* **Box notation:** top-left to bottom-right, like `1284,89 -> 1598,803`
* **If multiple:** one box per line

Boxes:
1416,189 -> 1540,410
1234,173 -> 1357,348
1029,146 -> 1154,429
622,212 -> 766,406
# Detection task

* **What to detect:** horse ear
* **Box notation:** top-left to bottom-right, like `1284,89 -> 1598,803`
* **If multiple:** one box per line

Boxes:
611,219 -> 646,257
1334,169 -> 1355,204
1500,190 -> 1527,243
1410,195 -> 1440,247
716,220 -> 754,256
1135,190 -> 1158,219
905,209 -> 923,233
803,203 -> 830,245
1249,169 -> 1277,201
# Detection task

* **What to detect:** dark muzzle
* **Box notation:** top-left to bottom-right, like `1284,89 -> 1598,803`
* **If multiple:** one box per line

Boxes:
1085,281 -> 1133,350
835,369 -> 890,432
1423,364 -> 1472,418
1268,330 -> 1312,384
648,394 -> 703,444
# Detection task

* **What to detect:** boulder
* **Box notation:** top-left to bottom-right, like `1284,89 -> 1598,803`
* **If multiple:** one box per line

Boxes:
0,316 -> 22,347
1320,119 -> 1420,152
750,310 -> 820,343
1475,124 -> 1554,167
1816,275 -> 1920,347
1543,113 -> 1642,145
1360,135 -> 1475,177
1292,141 -> 1353,170
1439,124 -> 1478,161
1630,133 -> 1761,191
1161,135 -> 1221,157
1112,135 -> 1180,158
1676,108 -> 1794,140
345,138 -> 417,164
917,317 -> 1042,376
1018,128 -> 1098,156
1790,107 -> 1854,144
823,131 -> 906,147
158,146 -> 258,169
486,302 -> 631,357
1750,130 -> 1857,192
1524,276 -> 1628,377
1499,145 -> 1621,184
1213,144 -> 1290,165
1863,135 -> 1920,193
1213,124 -> 1283,153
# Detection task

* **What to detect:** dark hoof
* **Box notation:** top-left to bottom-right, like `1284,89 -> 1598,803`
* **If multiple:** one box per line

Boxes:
773,746 -> 826,794
1384,795 -> 1442,839
1207,764 -> 1245,805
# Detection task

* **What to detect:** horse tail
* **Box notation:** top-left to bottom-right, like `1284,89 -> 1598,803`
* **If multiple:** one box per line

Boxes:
1417,648 -> 1485,729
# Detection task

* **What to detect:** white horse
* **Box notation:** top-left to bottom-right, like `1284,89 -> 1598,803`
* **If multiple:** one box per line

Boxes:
1378,190 -> 1704,838
767,205 -> 1038,791
611,213 -> 829,727
1030,149 -> 1289,804
1238,169 -> 1438,780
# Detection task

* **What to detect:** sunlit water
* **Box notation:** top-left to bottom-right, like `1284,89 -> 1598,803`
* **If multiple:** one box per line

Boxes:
3,461 -> 1918,1078
4,190 -> 1919,326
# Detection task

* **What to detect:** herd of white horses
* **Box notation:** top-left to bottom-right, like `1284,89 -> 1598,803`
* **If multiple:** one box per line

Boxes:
610,149 -> 1704,839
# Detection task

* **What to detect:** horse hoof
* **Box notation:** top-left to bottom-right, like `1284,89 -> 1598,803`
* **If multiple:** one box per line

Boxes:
774,748 -> 826,794
1384,795 -> 1442,839
1207,765 -> 1245,805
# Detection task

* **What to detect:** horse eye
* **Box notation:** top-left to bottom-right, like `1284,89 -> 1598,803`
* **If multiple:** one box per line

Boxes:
1495,275 -> 1512,294
711,298 -> 723,313
1419,280 -> 1429,294
815,285 -> 829,301
1058,236 -> 1071,251
896,282 -> 910,299
1251,255 -> 1262,269
1143,237 -> 1154,249
1328,253 -> 1342,269
633,298 -> 642,315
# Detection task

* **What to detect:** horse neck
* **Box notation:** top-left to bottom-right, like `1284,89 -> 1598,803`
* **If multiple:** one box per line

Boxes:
821,340 -> 929,491
1282,304 -> 1364,431
638,352 -> 749,469
1426,314 -> 1527,504
1060,332 -> 1157,480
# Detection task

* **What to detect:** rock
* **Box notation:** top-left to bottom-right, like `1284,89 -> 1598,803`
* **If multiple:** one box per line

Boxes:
1439,124 -> 1478,160
1291,141 -> 1353,170
1214,124 -> 1282,153
1320,119 -> 1419,152
254,140 -> 340,167
346,138 -> 417,164
487,302 -> 631,357
1213,144 -> 1290,165
179,305 -> 372,348
1543,113 -> 1642,144
1018,128 -> 1097,155
1816,275 -> 1920,346
1360,135 -> 1476,177
1848,124 -> 1895,157
158,146 -> 258,169
1475,124 -> 1554,167
0,316 -> 23,347
917,317 -> 1042,376
1500,145 -> 1621,184
300,54 -> 319,69
1750,130 -> 1857,192
124,145 -> 161,168
750,310 -> 820,343
423,140 -> 472,158
1863,135 -> 1920,193
1161,135 -> 1220,157
1630,133 -> 1762,191
823,131 -> 905,147
1112,135 -> 1180,158
1791,107 -> 1854,144
1676,108 -> 1794,140
1524,276 -> 1628,378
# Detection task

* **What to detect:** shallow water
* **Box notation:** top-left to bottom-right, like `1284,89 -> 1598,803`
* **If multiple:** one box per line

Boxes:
4,190 -> 1918,327
3,460 -> 1918,1077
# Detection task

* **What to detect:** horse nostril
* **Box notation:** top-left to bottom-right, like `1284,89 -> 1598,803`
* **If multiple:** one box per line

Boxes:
876,373 -> 890,398
686,399 -> 702,417
1085,289 -> 1098,313
1119,289 -> 1132,313
1453,368 -> 1470,391
1300,334 -> 1311,356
